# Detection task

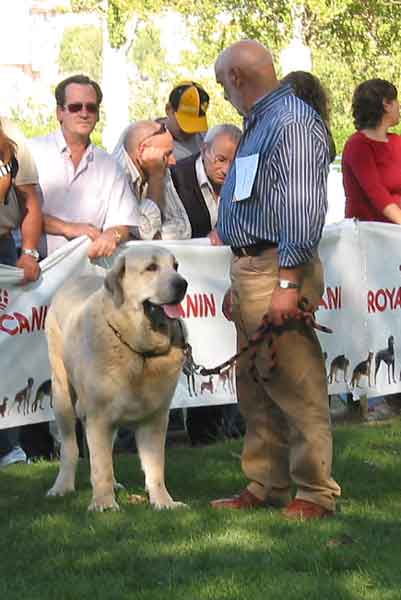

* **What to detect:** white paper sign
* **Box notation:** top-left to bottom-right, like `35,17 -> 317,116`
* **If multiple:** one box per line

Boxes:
234,154 -> 259,201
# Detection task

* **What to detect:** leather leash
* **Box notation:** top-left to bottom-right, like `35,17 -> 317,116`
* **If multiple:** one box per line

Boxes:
199,297 -> 332,382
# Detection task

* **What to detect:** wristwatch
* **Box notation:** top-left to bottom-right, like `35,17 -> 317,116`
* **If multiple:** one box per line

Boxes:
21,248 -> 40,261
278,279 -> 300,290
113,230 -> 122,245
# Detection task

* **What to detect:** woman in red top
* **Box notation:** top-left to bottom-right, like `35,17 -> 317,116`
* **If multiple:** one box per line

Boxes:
342,79 -> 401,223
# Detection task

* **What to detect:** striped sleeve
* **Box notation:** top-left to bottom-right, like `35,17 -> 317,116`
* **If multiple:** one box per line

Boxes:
272,122 -> 328,267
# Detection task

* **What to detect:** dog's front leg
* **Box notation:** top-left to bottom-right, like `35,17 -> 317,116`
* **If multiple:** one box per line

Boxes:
135,410 -> 186,510
47,398 -> 79,498
86,419 -> 119,512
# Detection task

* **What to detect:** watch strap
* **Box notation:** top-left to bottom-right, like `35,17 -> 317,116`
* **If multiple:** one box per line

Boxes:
21,248 -> 40,261
278,279 -> 300,290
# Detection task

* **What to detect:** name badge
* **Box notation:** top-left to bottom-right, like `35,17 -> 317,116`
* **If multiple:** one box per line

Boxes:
234,154 -> 259,202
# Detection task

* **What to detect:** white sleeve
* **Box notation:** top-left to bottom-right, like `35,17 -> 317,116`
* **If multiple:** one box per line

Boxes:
137,198 -> 162,240
1,118 -> 38,186
161,171 -> 192,240
103,164 -> 140,230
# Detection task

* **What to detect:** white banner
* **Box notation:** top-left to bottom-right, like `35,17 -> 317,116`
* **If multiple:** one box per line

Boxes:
0,238 -> 236,429
1,220 -> 401,429
317,220 -> 401,398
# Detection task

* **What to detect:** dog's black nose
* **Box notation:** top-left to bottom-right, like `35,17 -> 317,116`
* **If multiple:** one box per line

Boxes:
174,277 -> 188,301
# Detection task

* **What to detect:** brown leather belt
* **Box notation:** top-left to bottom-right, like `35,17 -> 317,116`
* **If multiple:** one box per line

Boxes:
231,241 -> 277,257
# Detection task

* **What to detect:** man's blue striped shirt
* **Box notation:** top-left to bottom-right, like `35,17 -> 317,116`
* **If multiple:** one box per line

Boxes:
217,84 -> 330,267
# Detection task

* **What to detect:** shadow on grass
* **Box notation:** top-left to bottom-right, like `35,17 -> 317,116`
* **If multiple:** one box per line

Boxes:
1,422 -> 401,599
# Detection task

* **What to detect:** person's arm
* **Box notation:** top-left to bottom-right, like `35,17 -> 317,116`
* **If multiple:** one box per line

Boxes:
43,214 -> 101,240
138,146 -> 168,215
269,123 -> 327,325
89,162 -> 139,256
344,137 -> 401,217
147,172 -> 166,214
87,226 -> 129,259
382,203 -> 401,224
16,184 -> 42,283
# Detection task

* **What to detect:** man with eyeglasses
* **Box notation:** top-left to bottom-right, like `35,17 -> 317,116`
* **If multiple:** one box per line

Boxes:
29,74 -> 139,258
170,124 -> 242,241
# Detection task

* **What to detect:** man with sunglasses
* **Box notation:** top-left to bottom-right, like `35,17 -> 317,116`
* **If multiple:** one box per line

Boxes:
29,74 -> 139,258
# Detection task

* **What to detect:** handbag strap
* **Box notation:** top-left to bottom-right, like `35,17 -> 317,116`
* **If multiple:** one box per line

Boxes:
0,159 -> 13,178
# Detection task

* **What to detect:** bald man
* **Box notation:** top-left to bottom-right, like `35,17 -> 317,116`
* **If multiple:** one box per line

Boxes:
113,120 -> 191,240
211,40 -> 341,519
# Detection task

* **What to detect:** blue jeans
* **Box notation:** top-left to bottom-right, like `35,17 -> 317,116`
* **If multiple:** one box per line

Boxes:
0,234 -> 20,457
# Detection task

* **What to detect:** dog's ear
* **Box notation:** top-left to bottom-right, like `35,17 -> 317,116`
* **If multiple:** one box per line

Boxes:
104,255 -> 126,307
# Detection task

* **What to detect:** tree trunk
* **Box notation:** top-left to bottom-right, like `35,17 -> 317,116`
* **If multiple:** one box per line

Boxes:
280,4 -> 312,75
101,12 -> 129,152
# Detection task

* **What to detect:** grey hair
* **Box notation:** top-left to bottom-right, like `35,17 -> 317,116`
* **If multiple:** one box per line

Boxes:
203,124 -> 242,147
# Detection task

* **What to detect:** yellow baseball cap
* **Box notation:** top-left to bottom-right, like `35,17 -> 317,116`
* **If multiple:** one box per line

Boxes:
169,81 -> 209,134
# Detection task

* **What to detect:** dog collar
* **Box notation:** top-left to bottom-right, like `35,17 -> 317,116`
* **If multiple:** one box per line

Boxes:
107,320 -> 141,355
106,319 -> 156,358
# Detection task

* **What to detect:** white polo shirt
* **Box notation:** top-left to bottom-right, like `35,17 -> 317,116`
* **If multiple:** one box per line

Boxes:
29,129 -> 139,255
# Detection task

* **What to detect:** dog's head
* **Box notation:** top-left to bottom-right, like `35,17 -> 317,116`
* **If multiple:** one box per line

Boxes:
104,245 -> 187,328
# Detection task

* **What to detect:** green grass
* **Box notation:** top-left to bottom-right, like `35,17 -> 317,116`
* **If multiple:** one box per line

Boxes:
1,421 -> 401,600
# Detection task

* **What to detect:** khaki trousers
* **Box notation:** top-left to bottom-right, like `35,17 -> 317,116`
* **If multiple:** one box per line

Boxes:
231,248 -> 341,511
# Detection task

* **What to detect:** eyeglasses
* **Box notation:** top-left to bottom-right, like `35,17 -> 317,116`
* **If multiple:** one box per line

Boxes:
64,102 -> 99,114
206,147 -> 232,166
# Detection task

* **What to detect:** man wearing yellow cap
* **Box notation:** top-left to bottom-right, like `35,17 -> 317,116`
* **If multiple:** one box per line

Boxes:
163,82 -> 210,161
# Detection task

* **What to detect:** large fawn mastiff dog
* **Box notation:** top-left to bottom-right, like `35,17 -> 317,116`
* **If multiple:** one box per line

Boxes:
46,245 -> 188,511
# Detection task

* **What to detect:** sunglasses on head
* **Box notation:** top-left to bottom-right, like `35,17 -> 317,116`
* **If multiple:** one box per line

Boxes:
64,102 -> 99,114
141,122 -> 168,146
148,122 -> 167,137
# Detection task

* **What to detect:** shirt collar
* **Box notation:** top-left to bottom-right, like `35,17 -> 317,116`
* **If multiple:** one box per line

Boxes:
55,128 -> 95,161
195,154 -> 211,189
245,83 -> 293,128
128,157 -> 142,186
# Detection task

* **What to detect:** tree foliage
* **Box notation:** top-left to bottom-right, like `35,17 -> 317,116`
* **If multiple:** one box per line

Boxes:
38,1 -> 401,150
174,0 -> 401,149
59,26 -> 103,80
71,0 -> 167,48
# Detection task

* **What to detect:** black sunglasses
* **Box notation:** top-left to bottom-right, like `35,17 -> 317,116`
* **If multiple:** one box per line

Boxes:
64,102 -> 99,114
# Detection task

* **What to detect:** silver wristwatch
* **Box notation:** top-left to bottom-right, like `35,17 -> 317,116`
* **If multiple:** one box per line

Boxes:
21,248 -> 40,261
278,279 -> 300,290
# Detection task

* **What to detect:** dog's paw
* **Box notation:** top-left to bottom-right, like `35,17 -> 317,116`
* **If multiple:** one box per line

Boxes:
88,497 -> 120,512
46,485 -> 75,497
152,499 -> 188,511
